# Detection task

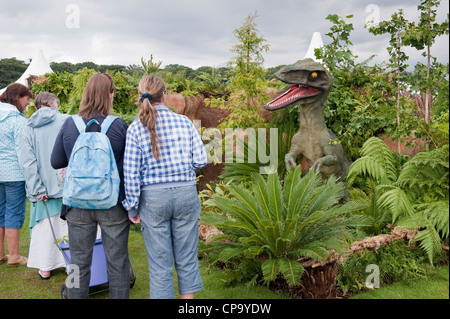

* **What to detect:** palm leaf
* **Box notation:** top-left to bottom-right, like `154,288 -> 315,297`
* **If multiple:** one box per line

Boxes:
286,169 -> 322,220
261,258 -> 282,284
279,258 -> 304,287
266,173 -> 284,223
251,173 -> 273,223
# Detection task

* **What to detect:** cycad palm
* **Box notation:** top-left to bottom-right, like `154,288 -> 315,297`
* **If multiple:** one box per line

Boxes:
206,166 -> 365,287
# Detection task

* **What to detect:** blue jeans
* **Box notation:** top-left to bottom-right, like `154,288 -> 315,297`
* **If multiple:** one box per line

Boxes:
139,184 -> 203,299
65,204 -> 130,299
0,181 -> 26,229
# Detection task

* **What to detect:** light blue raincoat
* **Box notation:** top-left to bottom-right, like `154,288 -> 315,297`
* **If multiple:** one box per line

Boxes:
0,102 -> 27,181
19,107 -> 69,228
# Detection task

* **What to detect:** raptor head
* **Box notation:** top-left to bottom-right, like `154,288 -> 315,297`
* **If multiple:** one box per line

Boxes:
264,58 -> 332,111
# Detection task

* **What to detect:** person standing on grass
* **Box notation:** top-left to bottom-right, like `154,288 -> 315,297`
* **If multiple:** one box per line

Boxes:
0,83 -> 32,267
19,92 -> 69,280
122,74 -> 207,299
51,73 -> 130,299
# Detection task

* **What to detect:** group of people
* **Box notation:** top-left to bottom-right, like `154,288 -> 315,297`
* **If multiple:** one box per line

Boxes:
0,73 -> 207,299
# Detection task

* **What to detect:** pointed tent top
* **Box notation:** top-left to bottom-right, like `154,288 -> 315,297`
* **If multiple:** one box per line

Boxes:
16,49 -> 54,85
0,49 -> 54,95
304,32 -> 324,62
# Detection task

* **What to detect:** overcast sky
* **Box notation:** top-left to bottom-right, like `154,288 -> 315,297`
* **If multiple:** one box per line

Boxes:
0,0 -> 448,70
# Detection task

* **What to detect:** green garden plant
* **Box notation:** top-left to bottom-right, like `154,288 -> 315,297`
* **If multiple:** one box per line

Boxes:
347,136 -> 449,263
204,167 -> 367,287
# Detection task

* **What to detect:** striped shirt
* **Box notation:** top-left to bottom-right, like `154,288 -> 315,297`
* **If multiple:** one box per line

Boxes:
122,104 -> 207,217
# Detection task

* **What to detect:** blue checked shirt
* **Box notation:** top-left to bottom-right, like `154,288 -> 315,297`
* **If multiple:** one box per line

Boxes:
122,104 -> 207,217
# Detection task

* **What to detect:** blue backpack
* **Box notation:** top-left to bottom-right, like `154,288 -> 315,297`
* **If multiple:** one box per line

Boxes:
62,115 -> 120,209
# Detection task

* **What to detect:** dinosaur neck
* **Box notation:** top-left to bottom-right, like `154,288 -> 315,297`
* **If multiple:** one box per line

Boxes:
298,100 -> 327,131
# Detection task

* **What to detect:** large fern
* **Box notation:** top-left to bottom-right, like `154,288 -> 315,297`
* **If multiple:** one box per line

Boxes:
347,136 -> 449,263
397,201 -> 449,264
397,145 -> 449,199
204,166 -> 367,287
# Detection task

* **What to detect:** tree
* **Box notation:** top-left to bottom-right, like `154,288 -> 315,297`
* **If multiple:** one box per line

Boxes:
140,54 -> 162,75
0,57 -> 28,88
214,12 -> 270,129
368,9 -> 412,153
403,0 -> 449,149
315,14 -> 356,74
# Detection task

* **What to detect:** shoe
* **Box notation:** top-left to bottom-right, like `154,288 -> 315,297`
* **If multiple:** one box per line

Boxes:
0,255 -> 7,264
7,256 -> 28,267
39,270 -> 51,280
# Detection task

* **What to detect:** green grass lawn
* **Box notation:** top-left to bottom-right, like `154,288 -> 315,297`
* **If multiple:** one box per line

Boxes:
0,201 -> 448,299
350,265 -> 449,299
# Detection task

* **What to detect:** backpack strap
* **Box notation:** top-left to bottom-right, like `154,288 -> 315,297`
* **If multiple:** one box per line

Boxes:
72,115 -> 118,134
100,115 -> 118,134
72,115 -> 86,134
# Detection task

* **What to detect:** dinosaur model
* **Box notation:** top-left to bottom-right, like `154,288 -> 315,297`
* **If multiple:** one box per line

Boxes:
264,58 -> 351,181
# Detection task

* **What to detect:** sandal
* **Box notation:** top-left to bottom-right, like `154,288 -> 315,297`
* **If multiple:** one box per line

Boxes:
7,256 -> 28,267
39,270 -> 51,280
0,255 -> 7,264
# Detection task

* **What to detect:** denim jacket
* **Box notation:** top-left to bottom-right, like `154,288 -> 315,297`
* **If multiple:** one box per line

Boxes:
0,102 -> 27,181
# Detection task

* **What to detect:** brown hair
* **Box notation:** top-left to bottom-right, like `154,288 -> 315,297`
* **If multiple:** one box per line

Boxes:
35,92 -> 60,109
138,75 -> 166,161
0,83 -> 33,111
78,73 -> 116,119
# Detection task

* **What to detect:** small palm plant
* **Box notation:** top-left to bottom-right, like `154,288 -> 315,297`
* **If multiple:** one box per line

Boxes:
204,166 -> 366,287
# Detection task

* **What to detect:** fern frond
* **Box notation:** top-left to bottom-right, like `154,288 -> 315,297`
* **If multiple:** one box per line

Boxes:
360,137 -> 398,182
377,187 -> 415,222
416,201 -> 449,240
347,156 -> 389,185
398,146 -> 449,196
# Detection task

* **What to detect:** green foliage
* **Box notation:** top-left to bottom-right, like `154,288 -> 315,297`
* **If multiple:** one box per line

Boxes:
314,14 -> 401,159
140,54 -> 162,75
337,240 -> 430,294
197,67 -> 230,95
315,14 -> 356,73
66,68 -> 96,114
31,71 -> 74,112
0,57 -> 28,88
30,68 -> 138,117
219,123 -> 295,184
347,136 -> 449,263
203,167 -> 367,287
50,61 -> 126,74
210,12 -> 270,130
402,0 -> 449,52
347,180 -> 390,236
368,9 -> 411,74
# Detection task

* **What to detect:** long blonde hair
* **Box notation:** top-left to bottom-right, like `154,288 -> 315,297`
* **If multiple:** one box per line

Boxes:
79,73 -> 116,118
138,75 -> 166,161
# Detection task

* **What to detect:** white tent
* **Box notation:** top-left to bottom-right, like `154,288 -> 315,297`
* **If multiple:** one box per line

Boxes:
304,32 -> 324,63
0,49 -> 53,95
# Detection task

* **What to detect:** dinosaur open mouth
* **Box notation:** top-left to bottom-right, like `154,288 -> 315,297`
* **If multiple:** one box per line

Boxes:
264,84 -> 321,110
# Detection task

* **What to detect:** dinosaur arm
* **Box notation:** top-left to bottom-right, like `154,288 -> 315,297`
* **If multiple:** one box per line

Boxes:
285,133 -> 304,170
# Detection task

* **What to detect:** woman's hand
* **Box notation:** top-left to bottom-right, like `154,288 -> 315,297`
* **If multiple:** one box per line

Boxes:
38,195 -> 48,202
129,215 -> 141,224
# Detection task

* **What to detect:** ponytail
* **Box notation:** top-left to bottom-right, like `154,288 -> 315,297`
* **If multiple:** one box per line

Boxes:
138,97 -> 160,160
138,75 -> 166,161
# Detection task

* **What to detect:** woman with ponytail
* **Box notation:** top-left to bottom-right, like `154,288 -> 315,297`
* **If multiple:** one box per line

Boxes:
122,75 -> 207,299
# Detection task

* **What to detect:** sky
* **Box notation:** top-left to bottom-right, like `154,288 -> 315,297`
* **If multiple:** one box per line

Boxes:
0,0 -> 448,70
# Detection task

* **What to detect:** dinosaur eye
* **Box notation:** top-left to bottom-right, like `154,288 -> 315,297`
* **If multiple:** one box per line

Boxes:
311,72 -> 318,78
